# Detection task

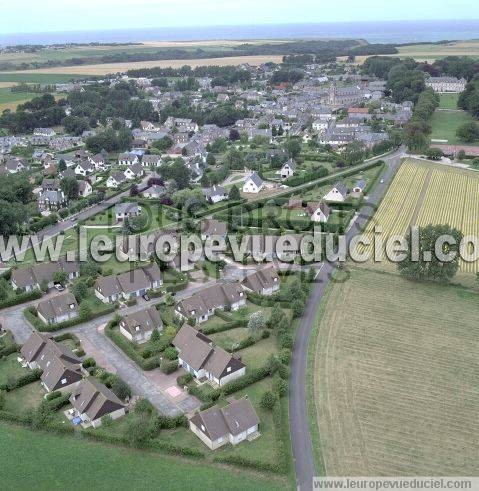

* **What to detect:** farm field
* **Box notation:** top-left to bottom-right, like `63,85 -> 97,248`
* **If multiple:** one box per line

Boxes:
311,268 -> 479,476
430,108 -> 474,144
2,54 -> 284,76
0,72 -> 87,84
0,423 -> 283,491
0,86 -> 44,111
359,159 -> 479,274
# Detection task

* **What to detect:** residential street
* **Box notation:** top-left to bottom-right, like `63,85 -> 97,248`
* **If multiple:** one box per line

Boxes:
2,277 -> 220,415
289,147 -> 406,490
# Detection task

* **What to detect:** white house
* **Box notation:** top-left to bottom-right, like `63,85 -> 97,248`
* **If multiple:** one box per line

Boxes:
189,397 -> 259,450
242,172 -> 264,194
173,324 -> 246,387
118,152 -> 139,166
78,180 -> 92,198
306,201 -> 331,223
106,172 -> 126,188
323,183 -> 348,202
115,202 -> 141,221
203,185 -> 228,203
276,159 -> 295,179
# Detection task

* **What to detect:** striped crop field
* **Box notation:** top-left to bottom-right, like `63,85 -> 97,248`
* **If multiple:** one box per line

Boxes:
360,159 -> 479,274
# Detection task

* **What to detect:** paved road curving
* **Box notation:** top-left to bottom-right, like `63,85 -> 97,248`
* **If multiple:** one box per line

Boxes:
290,147 -> 406,490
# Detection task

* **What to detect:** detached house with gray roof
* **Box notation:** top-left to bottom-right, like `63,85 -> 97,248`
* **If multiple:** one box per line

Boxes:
37,292 -> 79,325
241,266 -> 280,296
173,324 -> 245,387
189,397 -> 260,450
119,306 -> 162,343
242,172 -> 264,194
323,183 -> 348,202
70,377 -> 126,428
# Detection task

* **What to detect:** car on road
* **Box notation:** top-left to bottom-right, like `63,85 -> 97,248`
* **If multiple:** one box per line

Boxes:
142,294 -> 150,301
54,283 -> 65,291
380,179 -> 384,184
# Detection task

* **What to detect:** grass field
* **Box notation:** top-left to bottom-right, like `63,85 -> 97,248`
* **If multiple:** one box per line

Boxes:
430,108 -> 474,144
0,73 -> 87,84
360,159 -> 479,274
0,423 -> 284,490
438,93 -> 459,110
3,54 -> 284,76
311,268 -> 479,475
0,87 -> 44,111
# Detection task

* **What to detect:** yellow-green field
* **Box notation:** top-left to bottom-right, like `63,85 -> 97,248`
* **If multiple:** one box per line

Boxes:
360,159 -> 479,274
311,268 -> 479,475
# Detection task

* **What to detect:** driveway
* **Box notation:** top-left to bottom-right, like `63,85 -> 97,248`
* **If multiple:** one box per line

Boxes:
289,147 -> 406,490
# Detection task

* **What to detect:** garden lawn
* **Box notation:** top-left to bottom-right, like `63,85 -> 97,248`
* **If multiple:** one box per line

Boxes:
430,109 -> 474,144
0,353 -> 29,386
0,423 -> 284,491
438,93 -> 459,110
237,336 -> 278,371
3,382 -> 45,414
209,327 -> 251,350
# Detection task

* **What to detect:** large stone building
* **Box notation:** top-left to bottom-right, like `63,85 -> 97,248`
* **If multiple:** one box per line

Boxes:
425,76 -> 466,93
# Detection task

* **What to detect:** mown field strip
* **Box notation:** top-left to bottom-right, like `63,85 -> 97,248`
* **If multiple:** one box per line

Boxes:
313,269 -> 479,476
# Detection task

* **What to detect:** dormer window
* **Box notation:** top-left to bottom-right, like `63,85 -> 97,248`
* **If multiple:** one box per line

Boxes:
227,366 -> 231,373
61,378 -> 67,385
274,277 -> 278,282
201,424 -> 205,432
239,292 -> 244,297
191,309 -> 196,315
69,304 -> 75,309
135,326 -> 140,331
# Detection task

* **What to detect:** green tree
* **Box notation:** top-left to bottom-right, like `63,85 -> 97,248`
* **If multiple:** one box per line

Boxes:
248,311 -> 266,333
71,279 -> 88,301
397,224 -> 463,283
111,378 -> 132,401
456,121 -> 479,143
283,138 -> 301,159
60,177 -> 79,200
150,328 -> 161,342
229,184 -> 241,201
52,271 -> 68,286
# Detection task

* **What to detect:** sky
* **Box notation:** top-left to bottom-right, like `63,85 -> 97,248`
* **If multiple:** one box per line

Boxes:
1,0 -> 479,34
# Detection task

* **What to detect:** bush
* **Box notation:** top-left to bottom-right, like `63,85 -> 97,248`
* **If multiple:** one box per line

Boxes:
163,347 -> 178,360
111,378 -> 132,401
260,390 -> 277,410
160,359 -> 178,374
153,413 -> 188,430
177,373 -> 193,387
82,358 -> 96,369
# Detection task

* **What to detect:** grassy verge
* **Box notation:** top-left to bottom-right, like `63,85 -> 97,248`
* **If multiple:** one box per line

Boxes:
305,277 -> 335,476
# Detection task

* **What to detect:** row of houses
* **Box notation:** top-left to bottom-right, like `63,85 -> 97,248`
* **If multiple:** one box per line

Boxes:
20,332 -> 126,428
94,263 -> 163,303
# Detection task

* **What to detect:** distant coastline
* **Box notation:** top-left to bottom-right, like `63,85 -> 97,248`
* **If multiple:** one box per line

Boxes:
2,19 -> 479,46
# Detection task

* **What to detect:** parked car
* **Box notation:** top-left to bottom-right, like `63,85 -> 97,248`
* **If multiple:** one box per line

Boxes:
142,294 -> 150,301
54,283 -> 65,291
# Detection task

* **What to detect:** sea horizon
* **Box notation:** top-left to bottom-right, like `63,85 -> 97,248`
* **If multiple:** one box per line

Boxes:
1,19 -> 479,46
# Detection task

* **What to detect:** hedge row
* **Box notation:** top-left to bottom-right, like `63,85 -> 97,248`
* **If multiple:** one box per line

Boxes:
23,303 -> 118,332
201,318 -> 247,335
188,363 -> 273,403
214,453 -> 282,473
0,289 -> 42,310
0,368 -> 42,392
283,165 -> 329,187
